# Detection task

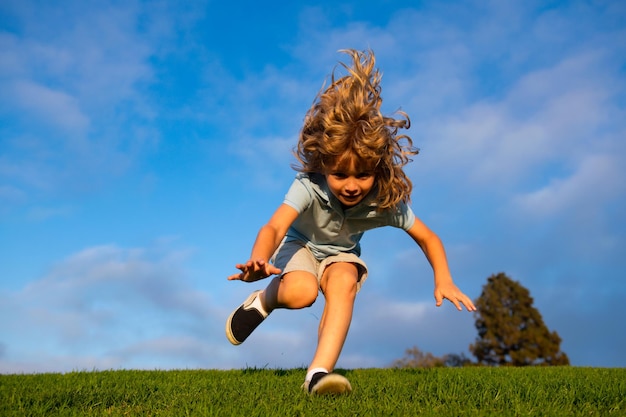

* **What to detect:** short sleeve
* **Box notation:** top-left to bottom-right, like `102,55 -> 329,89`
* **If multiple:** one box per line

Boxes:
283,176 -> 313,214
390,201 -> 416,231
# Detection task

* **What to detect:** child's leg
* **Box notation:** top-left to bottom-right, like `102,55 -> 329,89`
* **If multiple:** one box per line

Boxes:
261,271 -> 319,311
226,271 -> 318,345
227,241 -> 321,346
307,262 -> 358,373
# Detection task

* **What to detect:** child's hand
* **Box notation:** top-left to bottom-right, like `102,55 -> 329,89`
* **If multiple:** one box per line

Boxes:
434,280 -> 477,312
227,259 -> 282,282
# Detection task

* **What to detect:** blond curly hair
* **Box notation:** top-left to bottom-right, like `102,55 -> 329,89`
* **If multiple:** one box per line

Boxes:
295,49 -> 418,210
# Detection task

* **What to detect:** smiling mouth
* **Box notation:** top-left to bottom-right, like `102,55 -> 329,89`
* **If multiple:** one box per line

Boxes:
341,194 -> 361,202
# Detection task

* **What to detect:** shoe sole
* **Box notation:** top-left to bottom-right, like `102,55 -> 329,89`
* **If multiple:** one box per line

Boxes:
225,291 -> 262,345
311,374 -> 352,395
225,315 -> 242,345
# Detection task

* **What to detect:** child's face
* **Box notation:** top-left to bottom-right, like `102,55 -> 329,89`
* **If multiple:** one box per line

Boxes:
324,157 -> 375,207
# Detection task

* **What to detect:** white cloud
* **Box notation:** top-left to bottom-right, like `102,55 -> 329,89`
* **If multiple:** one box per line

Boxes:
227,134 -> 297,189
0,1 -> 162,208
0,242 -> 222,373
0,353 -> 124,374
344,292 -> 477,366
0,185 -> 25,205
26,205 -> 75,221
370,299 -> 429,322
111,336 -> 221,370
412,49 -> 622,190
514,154 -> 625,219
11,80 -> 89,133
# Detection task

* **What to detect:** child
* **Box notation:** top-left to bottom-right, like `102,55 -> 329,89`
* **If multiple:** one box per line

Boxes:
226,49 -> 476,395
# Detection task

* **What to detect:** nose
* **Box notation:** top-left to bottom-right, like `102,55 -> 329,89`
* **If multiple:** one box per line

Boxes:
344,178 -> 358,194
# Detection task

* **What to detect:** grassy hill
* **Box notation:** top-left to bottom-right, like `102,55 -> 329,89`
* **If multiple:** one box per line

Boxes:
1,367 -> 624,416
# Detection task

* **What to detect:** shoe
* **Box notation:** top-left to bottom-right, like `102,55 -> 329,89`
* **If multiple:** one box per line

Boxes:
302,372 -> 352,395
225,290 -> 269,345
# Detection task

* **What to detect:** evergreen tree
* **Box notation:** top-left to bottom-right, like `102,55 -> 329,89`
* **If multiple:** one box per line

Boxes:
470,272 -> 569,366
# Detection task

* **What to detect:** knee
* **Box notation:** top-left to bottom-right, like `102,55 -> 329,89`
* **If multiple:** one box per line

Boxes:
281,275 -> 319,309
296,280 -> 319,308
337,275 -> 358,299
323,268 -> 358,300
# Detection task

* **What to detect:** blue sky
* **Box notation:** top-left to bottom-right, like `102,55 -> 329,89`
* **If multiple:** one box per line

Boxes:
1,0 -> 624,373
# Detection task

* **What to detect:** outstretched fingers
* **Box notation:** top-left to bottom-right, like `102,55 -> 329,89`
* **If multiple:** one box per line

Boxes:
447,294 -> 476,312
227,259 -> 282,282
227,260 -> 253,281
435,287 -> 477,312
460,295 -> 477,312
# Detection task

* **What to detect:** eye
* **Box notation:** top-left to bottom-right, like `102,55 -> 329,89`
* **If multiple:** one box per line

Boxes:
331,172 -> 348,179
356,172 -> 373,179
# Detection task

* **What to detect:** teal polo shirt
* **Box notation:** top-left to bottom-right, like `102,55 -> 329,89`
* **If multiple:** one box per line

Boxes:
283,172 -> 416,260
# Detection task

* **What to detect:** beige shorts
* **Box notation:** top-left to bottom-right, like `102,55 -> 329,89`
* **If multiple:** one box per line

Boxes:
271,240 -> 368,292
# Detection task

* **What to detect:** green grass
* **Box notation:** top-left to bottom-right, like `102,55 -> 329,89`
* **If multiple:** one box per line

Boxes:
1,367 -> 624,416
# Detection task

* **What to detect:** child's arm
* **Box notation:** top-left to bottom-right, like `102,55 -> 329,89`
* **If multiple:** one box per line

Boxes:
228,204 -> 299,282
406,217 -> 476,312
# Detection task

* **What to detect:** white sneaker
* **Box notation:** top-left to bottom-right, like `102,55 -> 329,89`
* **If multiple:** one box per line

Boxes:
302,372 -> 352,395
225,290 -> 269,345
